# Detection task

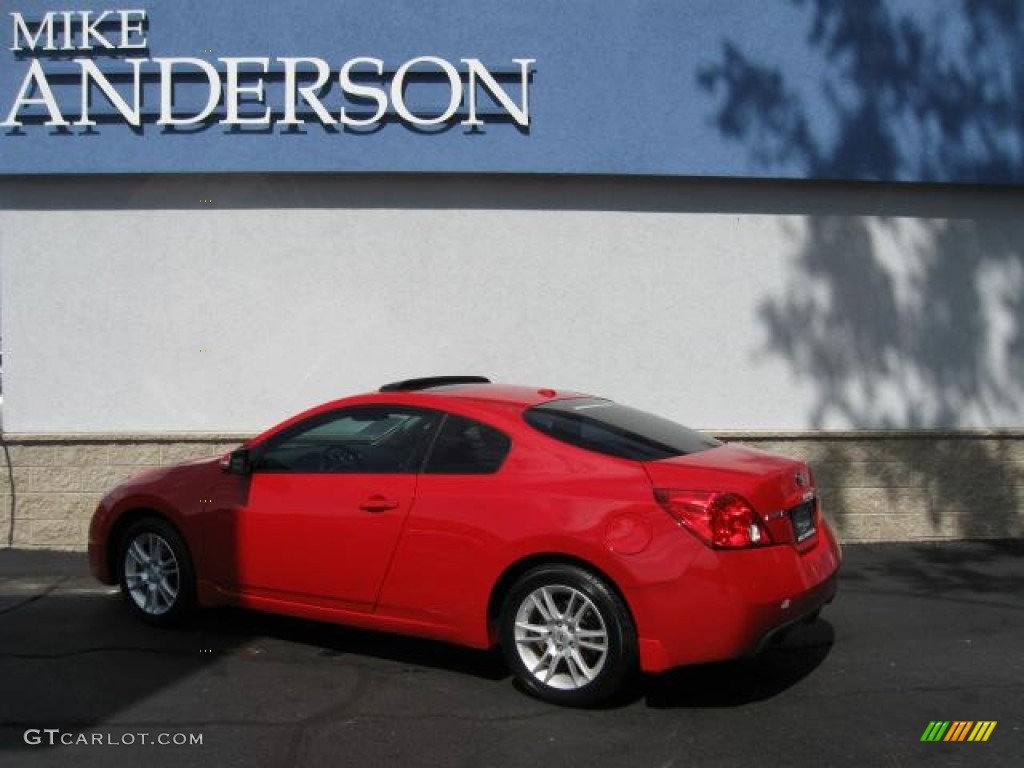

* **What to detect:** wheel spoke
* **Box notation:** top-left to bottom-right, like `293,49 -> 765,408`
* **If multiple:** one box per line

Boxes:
564,592 -> 578,623
529,592 -> 552,622
578,639 -> 607,652
540,587 -> 561,621
572,598 -> 590,624
156,578 -> 177,606
128,540 -> 148,567
531,646 -> 553,675
570,649 -> 597,681
543,652 -> 560,683
565,653 -> 586,688
515,621 -> 551,638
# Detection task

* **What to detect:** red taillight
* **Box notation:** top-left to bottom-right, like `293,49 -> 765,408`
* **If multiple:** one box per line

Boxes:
654,489 -> 771,549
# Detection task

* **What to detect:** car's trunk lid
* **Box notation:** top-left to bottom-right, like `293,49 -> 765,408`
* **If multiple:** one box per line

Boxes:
643,443 -> 817,546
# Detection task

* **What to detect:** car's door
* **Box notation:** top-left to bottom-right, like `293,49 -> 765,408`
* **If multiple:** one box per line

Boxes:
377,413 -> 515,626
217,405 -> 440,612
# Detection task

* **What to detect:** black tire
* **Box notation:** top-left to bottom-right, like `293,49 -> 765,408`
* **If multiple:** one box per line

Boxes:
499,564 -> 638,707
116,517 -> 196,627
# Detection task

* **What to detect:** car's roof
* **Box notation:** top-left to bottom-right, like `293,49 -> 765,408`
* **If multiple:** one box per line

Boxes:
248,383 -> 596,447
395,383 -> 590,408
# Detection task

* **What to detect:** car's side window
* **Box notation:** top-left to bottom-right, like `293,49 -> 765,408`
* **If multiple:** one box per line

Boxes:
254,406 -> 440,473
423,414 -> 511,474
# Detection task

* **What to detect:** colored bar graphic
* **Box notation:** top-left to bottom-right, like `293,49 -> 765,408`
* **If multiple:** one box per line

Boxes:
921,721 -> 949,741
921,721 -> 996,742
944,721 -> 972,741
968,722 -> 997,742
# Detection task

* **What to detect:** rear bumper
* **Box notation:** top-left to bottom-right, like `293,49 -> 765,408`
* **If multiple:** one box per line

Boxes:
635,519 -> 842,673
748,570 -> 838,655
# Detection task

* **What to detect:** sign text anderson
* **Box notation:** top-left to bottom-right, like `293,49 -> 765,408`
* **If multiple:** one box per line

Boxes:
3,10 -> 535,129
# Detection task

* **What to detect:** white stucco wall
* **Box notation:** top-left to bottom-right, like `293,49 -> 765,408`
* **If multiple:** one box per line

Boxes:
1,175 -> 1021,433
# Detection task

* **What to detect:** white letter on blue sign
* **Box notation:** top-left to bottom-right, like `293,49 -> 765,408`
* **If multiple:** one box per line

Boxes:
1,59 -> 67,126
391,56 -> 462,127
156,58 -> 221,126
279,57 -> 336,125
339,57 -> 387,127
76,58 -> 144,126
462,58 -> 533,128
10,12 -> 56,51
221,57 -> 272,126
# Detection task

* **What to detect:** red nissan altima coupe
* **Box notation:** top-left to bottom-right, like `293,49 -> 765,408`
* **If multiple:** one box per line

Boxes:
89,376 -> 841,706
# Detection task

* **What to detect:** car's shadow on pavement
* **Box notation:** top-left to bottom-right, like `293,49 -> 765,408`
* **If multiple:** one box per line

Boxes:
199,606 -> 511,682
198,606 -> 834,709
0,586 -> 834,743
642,619 -> 836,709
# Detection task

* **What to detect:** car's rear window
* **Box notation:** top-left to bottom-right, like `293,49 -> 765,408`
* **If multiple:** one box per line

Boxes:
524,398 -> 720,461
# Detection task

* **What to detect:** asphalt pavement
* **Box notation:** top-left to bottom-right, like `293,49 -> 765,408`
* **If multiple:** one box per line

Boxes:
0,541 -> 1021,768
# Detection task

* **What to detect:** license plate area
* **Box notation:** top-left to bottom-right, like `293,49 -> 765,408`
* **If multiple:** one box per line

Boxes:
789,500 -> 817,542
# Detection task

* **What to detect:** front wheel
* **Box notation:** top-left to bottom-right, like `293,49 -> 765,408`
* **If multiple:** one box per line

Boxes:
500,564 -> 638,707
117,517 -> 196,626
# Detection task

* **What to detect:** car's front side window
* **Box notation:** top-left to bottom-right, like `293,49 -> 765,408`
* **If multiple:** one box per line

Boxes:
254,406 -> 440,473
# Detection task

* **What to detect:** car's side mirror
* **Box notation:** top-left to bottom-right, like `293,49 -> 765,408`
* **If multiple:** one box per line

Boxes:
220,448 -> 251,475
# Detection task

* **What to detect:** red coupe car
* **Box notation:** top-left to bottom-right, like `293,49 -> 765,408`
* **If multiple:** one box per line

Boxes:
89,376 -> 841,706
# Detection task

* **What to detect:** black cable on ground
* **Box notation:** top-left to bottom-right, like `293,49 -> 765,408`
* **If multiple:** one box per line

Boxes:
2,438 -> 15,547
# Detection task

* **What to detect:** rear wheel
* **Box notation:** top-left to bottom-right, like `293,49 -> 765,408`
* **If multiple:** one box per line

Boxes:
117,517 -> 196,626
500,564 -> 638,707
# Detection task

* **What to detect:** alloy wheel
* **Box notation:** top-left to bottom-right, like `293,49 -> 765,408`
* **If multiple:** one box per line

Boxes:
123,531 -> 180,616
513,584 -> 609,690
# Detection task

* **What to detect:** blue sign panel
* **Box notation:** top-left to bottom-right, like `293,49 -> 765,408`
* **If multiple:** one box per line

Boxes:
2,0 -> 1022,182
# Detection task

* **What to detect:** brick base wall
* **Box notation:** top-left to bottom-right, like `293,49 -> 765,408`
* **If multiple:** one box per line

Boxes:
1,435 -> 248,550
728,432 -> 1023,542
1,431 -> 1020,550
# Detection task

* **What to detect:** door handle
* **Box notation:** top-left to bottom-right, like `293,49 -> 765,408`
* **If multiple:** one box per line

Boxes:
359,495 -> 400,513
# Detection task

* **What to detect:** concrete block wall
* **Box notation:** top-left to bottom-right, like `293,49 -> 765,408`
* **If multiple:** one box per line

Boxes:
0,432 -> 1020,550
734,432 -> 1023,542
1,436 -> 246,550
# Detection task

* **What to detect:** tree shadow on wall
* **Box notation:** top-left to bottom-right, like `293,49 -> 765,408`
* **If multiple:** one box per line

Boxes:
699,0 -> 1023,539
